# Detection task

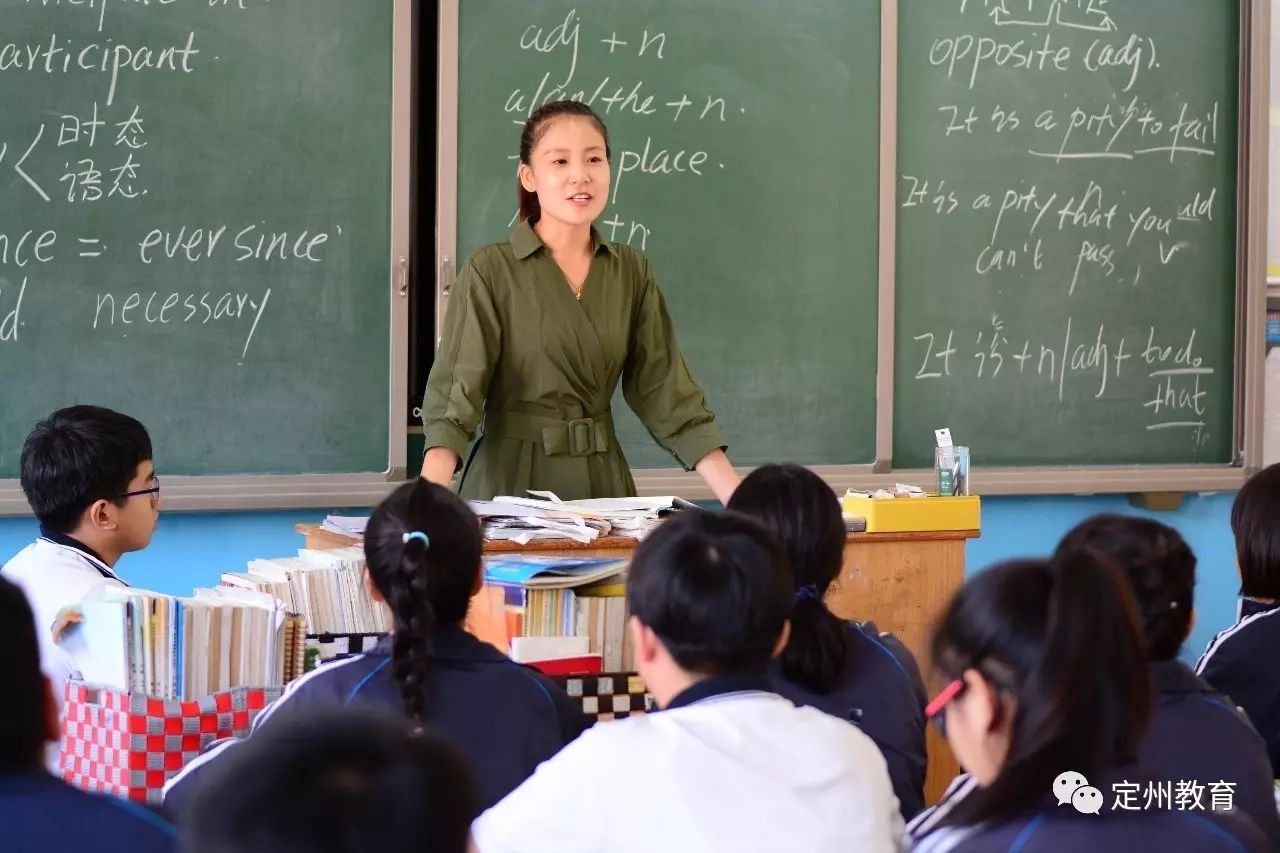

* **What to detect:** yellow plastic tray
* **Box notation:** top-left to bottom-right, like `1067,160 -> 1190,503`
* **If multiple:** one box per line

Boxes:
842,494 -> 981,534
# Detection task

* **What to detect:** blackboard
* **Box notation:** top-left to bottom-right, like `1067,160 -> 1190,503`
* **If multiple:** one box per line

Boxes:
455,0 -> 882,469
0,0 -> 396,480
893,0 -> 1240,468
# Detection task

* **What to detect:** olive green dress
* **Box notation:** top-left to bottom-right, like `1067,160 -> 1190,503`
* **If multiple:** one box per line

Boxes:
422,221 -> 725,500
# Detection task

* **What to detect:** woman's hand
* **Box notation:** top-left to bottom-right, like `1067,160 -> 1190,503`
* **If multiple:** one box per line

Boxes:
420,447 -> 461,487
695,449 -> 741,506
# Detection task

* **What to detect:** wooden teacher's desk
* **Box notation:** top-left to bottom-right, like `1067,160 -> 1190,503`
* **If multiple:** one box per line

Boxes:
296,523 -> 977,804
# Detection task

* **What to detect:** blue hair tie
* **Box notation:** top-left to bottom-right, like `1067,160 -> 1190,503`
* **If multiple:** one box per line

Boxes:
795,584 -> 819,603
402,531 -> 430,548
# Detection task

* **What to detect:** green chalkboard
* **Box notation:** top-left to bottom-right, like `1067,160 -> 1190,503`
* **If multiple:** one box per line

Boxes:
457,0 -> 881,468
894,0 -> 1239,467
0,0 -> 393,478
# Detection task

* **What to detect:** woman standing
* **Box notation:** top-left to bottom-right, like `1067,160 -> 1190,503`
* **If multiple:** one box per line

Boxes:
421,101 -> 738,502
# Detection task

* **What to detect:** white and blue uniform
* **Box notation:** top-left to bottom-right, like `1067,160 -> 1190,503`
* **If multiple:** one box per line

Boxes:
770,620 -> 928,820
1196,598 -> 1280,778
907,769 -> 1268,852
2,529 -> 128,771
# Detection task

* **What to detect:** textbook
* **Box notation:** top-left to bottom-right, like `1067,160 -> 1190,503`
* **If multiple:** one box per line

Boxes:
482,555 -> 626,588
60,586 -> 290,700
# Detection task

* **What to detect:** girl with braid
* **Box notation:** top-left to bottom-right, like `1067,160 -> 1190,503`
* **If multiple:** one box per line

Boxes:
164,481 -> 591,815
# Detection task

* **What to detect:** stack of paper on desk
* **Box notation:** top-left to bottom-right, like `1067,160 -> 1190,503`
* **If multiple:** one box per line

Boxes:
320,515 -> 368,538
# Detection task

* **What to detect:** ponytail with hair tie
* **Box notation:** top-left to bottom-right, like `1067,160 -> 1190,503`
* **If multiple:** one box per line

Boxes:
364,481 -> 484,728
933,548 -> 1151,829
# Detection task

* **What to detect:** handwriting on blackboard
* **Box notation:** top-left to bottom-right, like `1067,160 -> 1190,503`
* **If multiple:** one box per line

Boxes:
1,0 -> 339,364
902,0 -> 1227,447
495,6 -> 742,246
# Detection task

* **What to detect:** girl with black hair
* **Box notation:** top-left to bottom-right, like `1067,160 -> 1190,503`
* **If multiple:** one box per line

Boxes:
164,481 -> 590,814
727,463 -> 927,820
1059,514 -> 1279,843
909,550 -> 1267,852
1196,462 -> 1280,777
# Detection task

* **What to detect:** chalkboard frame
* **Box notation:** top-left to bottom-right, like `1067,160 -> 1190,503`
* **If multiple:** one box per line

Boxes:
435,0 -> 1270,498
0,0 -> 415,516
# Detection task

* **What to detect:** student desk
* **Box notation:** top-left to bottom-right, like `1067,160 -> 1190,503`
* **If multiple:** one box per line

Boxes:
296,523 -> 978,804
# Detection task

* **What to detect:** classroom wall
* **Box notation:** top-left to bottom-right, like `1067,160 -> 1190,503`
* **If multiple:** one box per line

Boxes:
0,493 -> 1240,665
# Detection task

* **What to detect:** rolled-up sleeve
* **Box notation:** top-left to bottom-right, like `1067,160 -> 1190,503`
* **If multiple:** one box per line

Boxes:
621,258 -> 726,470
422,258 -> 503,460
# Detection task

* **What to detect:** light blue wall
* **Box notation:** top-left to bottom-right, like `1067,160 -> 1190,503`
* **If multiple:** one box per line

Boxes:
968,493 -> 1238,664
0,492 -> 1240,664
0,508 -> 359,597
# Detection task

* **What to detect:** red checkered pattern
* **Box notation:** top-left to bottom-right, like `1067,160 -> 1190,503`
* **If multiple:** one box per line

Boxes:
60,682 -> 281,804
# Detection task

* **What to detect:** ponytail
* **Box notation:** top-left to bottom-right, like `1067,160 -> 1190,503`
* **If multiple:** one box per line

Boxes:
516,100 -> 612,224
727,463 -> 848,693
364,481 -> 484,725
935,549 -> 1151,827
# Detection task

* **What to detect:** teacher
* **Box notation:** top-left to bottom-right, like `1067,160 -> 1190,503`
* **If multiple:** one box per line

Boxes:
420,100 -> 740,503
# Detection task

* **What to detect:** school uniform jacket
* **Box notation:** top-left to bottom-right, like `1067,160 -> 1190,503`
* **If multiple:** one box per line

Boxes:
907,770 -> 1268,852
1196,598 -> 1280,777
2,531 -> 128,771
1140,659 -> 1280,844
769,620 -> 928,820
1,771 -> 176,853
1,531 -> 127,696
163,626 -> 591,814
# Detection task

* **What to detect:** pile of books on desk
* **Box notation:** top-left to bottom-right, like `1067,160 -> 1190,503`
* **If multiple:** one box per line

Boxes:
471,554 -> 632,674
220,547 -> 391,635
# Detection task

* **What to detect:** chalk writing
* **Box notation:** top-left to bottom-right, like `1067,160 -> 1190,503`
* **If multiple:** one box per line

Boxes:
898,0 -> 1234,462
2,0 -> 348,364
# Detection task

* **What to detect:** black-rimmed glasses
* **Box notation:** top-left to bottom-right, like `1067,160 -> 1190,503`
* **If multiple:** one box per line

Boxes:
113,479 -> 160,506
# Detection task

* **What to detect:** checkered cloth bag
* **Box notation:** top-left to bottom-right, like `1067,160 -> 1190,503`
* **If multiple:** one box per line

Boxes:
551,672 -> 651,721
60,682 -> 281,804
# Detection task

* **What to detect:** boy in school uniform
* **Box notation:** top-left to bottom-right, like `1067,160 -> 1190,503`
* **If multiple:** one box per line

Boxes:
472,510 -> 902,853
0,575 -> 175,852
1,406 -> 159,751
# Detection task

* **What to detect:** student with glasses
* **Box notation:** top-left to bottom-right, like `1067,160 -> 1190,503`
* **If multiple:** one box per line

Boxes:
908,550 -> 1267,852
1,406 -> 160,770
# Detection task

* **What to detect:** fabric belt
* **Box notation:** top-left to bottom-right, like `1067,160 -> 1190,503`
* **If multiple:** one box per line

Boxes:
484,410 -> 614,457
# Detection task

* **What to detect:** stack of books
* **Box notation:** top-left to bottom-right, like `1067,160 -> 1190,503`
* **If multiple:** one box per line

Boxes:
59,586 -> 300,700
473,555 -> 633,673
220,547 -> 391,635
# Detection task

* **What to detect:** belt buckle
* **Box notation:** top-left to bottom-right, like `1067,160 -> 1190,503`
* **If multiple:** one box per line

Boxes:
566,417 -> 595,457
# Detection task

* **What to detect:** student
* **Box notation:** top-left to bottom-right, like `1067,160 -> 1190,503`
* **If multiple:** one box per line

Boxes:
420,99 -> 739,503
727,462 -> 927,819
472,509 -> 902,853
1059,515 -> 1280,843
180,707 -> 477,853
1,405 -> 159,764
1196,462 -> 1280,777
0,575 -> 175,852
164,480 -> 589,813
910,551 -> 1267,852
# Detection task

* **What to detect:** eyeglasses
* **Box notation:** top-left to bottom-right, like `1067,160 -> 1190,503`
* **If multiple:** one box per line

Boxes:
925,678 -> 965,736
113,479 -> 161,507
